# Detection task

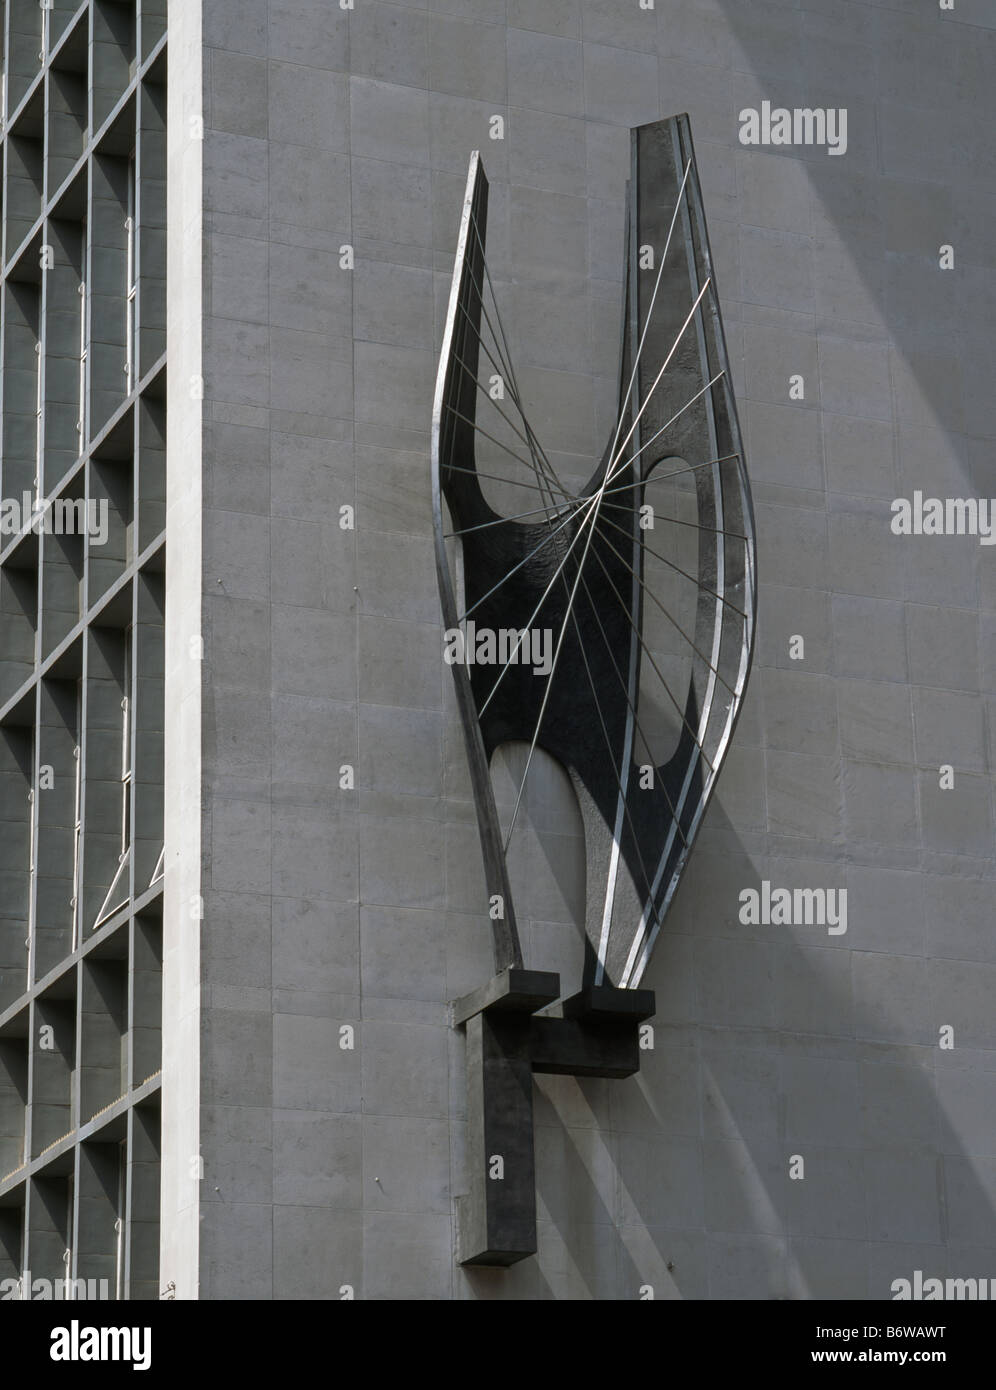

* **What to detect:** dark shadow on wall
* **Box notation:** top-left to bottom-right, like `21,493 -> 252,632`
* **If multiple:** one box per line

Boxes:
460,792 -> 996,1300
713,0 -> 995,491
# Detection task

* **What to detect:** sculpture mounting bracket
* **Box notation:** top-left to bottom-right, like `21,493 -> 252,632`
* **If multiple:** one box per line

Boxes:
452,970 -> 656,1267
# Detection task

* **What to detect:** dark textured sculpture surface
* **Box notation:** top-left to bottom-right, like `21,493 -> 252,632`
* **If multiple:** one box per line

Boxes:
433,115 -> 756,992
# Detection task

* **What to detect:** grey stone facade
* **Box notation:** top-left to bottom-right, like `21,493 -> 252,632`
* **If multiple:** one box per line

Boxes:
4,0 -> 995,1301
167,0 -> 996,1301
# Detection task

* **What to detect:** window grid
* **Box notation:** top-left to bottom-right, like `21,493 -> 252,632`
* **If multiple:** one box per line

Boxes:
0,0 -> 165,1302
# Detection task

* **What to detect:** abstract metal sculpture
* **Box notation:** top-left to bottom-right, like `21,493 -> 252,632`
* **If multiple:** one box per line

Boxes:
432,115 -> 757,1265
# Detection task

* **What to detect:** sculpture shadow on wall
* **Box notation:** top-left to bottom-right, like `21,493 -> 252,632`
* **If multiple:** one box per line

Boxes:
460,794 -> 996,1300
